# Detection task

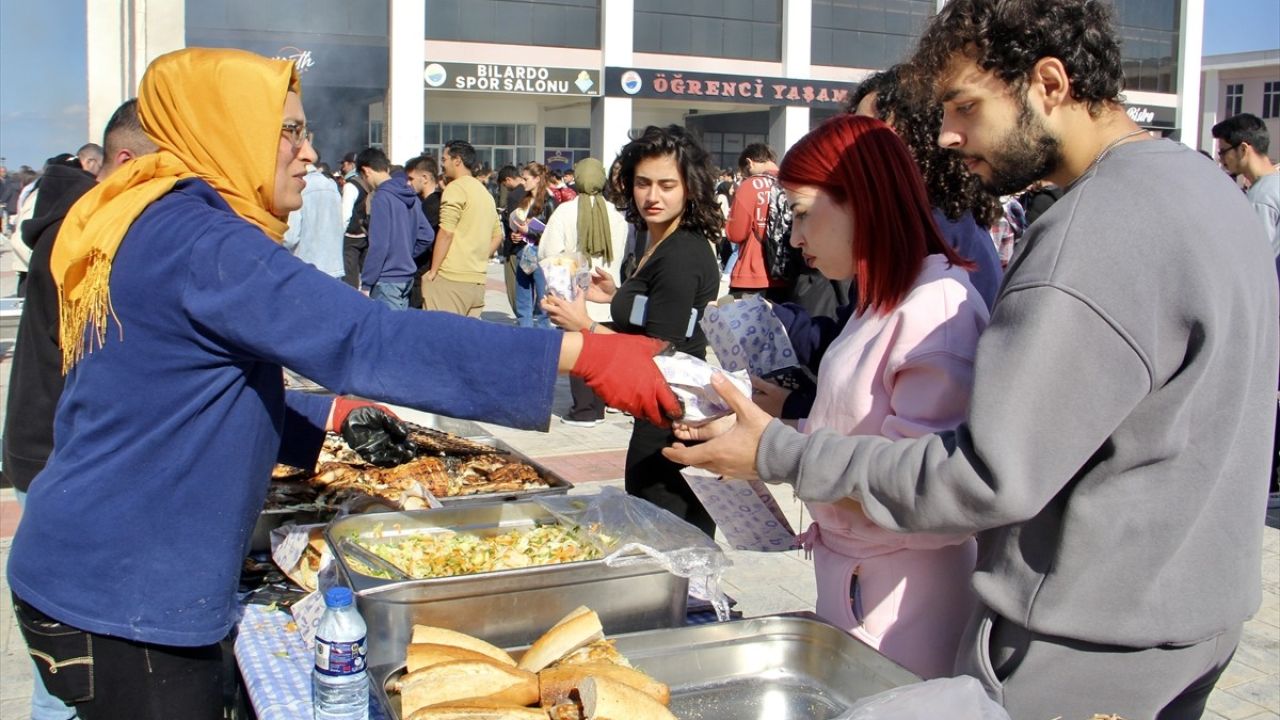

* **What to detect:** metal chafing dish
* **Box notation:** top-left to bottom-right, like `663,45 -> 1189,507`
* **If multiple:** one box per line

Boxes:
371,614 -> 920,720
425,434 -> 573,506
325,501 -> 689,669
250,417 -> 572,551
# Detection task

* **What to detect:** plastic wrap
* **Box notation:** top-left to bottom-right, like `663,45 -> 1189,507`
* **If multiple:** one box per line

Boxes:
653,351 -> 752,426
836,676 -> 1010,720
534,487 -> 734,621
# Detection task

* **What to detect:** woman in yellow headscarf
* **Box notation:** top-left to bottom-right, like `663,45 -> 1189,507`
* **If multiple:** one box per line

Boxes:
8,48 -> 677,719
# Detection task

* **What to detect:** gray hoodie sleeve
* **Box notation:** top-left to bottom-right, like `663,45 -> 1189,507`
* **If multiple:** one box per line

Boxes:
758,283 -> 1152,534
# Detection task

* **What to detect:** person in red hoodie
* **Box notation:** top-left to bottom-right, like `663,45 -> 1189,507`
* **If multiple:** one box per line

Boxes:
725,143 -> 790,302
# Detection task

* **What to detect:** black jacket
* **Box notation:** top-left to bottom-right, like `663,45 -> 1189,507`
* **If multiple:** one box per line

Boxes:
2,164 -> 96,491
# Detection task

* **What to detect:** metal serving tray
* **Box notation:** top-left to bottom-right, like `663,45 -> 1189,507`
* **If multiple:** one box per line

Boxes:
325,501 -> 689,669
249,424 -> 571,551
371,614 -> 920,720
427,435 -> 573,506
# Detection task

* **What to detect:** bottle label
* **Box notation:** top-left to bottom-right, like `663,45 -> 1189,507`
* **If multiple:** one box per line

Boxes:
314,634 -> 367,677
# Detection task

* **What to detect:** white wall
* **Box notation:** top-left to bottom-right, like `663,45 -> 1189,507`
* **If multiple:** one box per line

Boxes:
86,0 -> 185,141
387,2 -> 425,163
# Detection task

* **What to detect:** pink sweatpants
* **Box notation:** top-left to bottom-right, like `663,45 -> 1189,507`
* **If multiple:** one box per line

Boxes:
810,533 -> 978,679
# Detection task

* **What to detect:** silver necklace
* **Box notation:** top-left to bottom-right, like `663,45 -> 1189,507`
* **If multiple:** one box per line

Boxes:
1088,128 -> 1149,171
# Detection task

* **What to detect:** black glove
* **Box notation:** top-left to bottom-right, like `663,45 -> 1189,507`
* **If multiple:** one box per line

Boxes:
340,406 -> 415,467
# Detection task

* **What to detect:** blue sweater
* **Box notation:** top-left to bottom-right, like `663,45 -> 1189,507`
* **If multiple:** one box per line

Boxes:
8,180 -> 559,646
362,172 -> 434,290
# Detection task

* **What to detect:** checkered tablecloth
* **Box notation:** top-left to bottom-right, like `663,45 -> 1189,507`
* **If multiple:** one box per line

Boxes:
234,604 -> 387,720
235,600 -> 730,719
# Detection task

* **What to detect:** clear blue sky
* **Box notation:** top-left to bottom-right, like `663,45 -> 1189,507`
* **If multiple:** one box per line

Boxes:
0,0 -> 1277,170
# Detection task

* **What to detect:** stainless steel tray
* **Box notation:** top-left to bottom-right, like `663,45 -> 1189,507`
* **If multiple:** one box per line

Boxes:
251,428 -> 571,552
325,501 -> 688,668
371,615 -> 920,720
427,435 -> 573,506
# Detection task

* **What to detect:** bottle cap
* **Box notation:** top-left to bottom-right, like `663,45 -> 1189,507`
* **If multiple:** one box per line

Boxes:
324,587 -> 354,608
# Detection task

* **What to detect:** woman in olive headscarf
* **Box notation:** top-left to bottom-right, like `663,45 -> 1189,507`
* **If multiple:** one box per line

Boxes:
7,49 -> 676,718
538,157 -> 634,424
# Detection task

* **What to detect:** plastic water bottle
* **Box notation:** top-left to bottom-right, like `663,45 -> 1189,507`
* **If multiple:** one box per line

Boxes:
313,587 -> 369,720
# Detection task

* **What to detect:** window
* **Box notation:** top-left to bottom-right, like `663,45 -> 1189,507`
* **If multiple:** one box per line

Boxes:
702,131 -> 767,171
544,127 -> 592,172
1264,81 -> 1280,120
1113,0 -> 1179,93
811,0 -> 933,69
424,122 -> 537,173
367,120 -> 385,150
1226,84 -> 1244,117
426,0 -> 599,49
634,0 -> 782,61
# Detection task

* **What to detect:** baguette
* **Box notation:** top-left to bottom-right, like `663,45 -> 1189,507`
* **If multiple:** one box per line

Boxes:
411,625 -> 517,666
399,660 -> 539,716
407,643 -> 504,673
518,607 -> 604,673
578,676 -> 677,720
405,703 -> 550,720
538,662 -> 669,707
554,639 -> 631,669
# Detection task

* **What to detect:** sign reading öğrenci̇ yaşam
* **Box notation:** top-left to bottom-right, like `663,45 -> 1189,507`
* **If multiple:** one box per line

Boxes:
424,62 -> 601,96
605,67 -> 854,109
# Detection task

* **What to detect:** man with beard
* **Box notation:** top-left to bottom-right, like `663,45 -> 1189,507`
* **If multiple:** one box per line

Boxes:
664,0 -> 1276,717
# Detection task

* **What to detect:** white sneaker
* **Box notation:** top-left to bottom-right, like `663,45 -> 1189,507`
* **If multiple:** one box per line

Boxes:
560,417 -> 602,428
605,406 -> 622,414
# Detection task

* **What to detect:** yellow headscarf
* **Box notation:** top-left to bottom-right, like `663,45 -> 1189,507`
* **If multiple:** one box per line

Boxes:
52,47 -> 301,372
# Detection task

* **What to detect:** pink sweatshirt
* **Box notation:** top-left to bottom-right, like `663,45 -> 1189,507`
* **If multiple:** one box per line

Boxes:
805,255 -> 989,557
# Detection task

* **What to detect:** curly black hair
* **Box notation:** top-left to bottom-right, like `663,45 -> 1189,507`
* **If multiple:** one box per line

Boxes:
846,66 -> 1002,227
612,125 -> 723,243
908,0 -> 1125,116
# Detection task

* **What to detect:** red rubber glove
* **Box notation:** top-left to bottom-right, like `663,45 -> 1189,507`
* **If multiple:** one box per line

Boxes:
571,331 -> 682,427
330,396 -> 400,431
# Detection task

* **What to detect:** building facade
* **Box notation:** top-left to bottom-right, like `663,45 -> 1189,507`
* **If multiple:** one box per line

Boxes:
1199,49 -> 1280,161
87,0 -> 1203,171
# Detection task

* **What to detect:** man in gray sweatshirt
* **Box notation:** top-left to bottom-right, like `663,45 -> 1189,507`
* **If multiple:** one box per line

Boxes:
665,1 -> 1278,717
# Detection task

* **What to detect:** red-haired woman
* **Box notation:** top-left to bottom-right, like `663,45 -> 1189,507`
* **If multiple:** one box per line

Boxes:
679,115 -> 988,677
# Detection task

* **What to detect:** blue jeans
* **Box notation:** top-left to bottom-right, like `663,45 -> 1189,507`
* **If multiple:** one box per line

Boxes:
514,265 -> 550,329
370,280 -> 412,311
14,490 -> 78,720
724,243 -> 741,277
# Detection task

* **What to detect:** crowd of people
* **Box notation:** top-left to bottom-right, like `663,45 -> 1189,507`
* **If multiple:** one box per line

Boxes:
0,0 -> 1277,718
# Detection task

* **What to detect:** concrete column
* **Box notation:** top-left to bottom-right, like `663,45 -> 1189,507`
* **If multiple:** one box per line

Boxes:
387,0 -> 426,163
1175,0 -> 1204,147
594,0 -> 635,165
1200,69 -> 1220,152
775,0 -> 811,154
86,0 -> 185,142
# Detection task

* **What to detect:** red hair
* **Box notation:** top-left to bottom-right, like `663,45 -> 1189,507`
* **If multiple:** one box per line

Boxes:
779,114 -> 974,315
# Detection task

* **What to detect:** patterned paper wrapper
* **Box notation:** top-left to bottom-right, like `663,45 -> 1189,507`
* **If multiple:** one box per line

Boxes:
700,295 -> 797,376
653,352 -> 753,425
681,468 -> 799,552
540,251 -> 592,301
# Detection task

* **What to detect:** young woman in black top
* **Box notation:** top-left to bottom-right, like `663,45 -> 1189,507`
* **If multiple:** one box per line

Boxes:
544,125 -> 722,535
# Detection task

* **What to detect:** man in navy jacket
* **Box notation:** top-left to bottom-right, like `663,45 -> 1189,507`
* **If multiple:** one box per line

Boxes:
355,147 -> 433,309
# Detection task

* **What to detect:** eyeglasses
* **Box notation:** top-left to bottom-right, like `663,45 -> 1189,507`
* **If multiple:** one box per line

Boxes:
281,122 -> 314,150
1217,144 -> 1239,159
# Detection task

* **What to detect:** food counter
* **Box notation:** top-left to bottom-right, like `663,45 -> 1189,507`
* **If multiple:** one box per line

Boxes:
234,414 -> 922,719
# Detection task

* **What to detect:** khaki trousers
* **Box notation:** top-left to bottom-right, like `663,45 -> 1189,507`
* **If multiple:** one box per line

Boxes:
422,275 -> 485,317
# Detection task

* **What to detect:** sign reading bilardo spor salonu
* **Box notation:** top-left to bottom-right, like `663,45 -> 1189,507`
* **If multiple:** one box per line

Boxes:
424,62 -> 601,96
